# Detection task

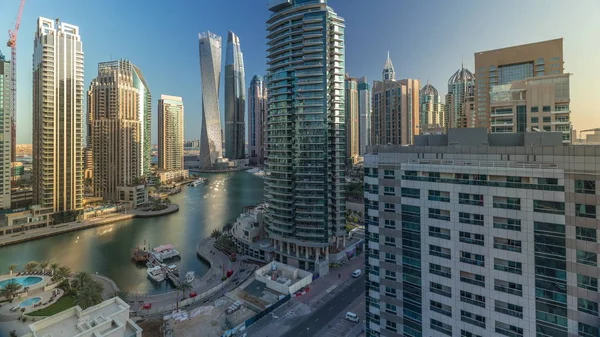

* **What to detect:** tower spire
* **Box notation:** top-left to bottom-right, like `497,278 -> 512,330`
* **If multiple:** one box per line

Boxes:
383,51 -> 395,81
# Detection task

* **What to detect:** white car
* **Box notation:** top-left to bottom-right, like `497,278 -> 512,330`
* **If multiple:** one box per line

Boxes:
345,311 -> 360,322
352,269 -> 362,278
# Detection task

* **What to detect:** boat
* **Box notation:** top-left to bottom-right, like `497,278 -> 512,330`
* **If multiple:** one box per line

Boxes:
188,177 -> 207,187
185,271 -> 195,284
151,244 -> 181,263
165,264 -> 179,277
146,266 -> 165,283
131,243 -> 149,263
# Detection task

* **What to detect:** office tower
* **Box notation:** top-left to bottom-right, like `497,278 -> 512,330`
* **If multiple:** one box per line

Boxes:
475,38 -> 564,129
419,82 -> 445,134
88,60 -> 151,201
364,128 -> 600,337
158,95 -> 184,170
357,76 -> 371,155
32,18 -> 83,213
248,75 -> 267,165
265,0 -> 345,273
490,73 -> 571,142
0,52 -> 11,209
372,55 -> 420,145
198,31 -> 223,168
345,74 -> 359,162
445,64 -> 476,129
224,30 -> 246,160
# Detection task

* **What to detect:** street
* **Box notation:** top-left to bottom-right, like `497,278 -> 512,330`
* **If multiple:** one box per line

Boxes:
282,274 -> 365,337
317,291 -> 365,337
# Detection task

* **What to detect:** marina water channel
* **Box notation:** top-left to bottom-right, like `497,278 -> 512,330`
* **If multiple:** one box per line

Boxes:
0,171 -> 264,295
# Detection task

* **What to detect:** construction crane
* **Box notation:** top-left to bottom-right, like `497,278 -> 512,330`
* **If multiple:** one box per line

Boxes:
7,0 -> 26,163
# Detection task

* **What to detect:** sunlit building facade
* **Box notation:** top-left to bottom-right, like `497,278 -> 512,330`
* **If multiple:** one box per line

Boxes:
419,83 -> 445,134
345,74 -> 359,162
224,30 -> 246,160
0,51 -> 11,210
358,76 -> 371,155
158,95 -> 184,170
445,65 -> 476,130
248,75 -> 267,165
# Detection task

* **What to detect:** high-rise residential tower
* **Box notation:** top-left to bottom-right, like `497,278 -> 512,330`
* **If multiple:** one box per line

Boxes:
345,74 -> 359,162
357,76 -> 371,155
32,17 -> 84,213
248,75 -> 267,165
198,32 -> 223,169
0,51 -> 11,210
419,82 -> 445,134
265,0 -> 346,273
158,95 -> 184,170
88,60 -> 151,201
372,55 -> 420,145
224,30 -> 246,160
445,65 -> 476,129
474,38 -> 564,129
364,128 -> 600,337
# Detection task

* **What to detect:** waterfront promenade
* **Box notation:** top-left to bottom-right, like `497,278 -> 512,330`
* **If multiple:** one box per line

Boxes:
0,203 -> 179,247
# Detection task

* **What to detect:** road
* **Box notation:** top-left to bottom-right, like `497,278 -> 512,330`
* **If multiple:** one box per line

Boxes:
282,274 -> 365,337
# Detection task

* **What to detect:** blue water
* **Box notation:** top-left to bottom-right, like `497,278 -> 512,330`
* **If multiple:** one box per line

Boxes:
19,297 -> 41,307
0,276 -> 43,289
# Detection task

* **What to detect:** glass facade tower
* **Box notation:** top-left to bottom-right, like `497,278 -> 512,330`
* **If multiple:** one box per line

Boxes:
224,30 -> 246,160
265,0 -> 346,273
0,51 -> 11,209
248,75 -> 267,165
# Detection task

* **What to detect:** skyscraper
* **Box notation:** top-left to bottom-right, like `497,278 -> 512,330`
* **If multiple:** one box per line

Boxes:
265,0 -> 346,274
419,82 -> 445,134
345,74 -> 359,162
88,60 -> 151,201
357,76 -> 371,155
32,17 -> 83,213
365,129 -> 600,337
224,30 -> 246,160
158,95 -> 184,170
474,38 -> 564,129
372,54 -> 420,145
248,75 -> 267,165
0,51 -> 11,210
198,31 -> 223,169
445,65 -> 476,129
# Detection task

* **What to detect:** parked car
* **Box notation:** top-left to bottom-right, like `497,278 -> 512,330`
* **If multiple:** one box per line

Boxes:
345,311 -> 360,322
352,269 -> 362,278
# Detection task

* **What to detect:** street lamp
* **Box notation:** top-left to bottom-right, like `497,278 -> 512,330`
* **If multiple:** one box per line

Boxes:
306,327 -> 310,337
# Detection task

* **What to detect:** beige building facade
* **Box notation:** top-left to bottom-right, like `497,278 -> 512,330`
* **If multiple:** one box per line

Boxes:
372,78 -> 420,145
158,95 -> 184,170
345,75 -> 359,162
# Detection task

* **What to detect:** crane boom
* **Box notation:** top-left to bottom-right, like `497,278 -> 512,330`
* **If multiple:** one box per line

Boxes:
7,0 -> 26,163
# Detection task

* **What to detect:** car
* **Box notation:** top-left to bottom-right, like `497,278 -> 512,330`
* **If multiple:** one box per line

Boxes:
345,311 -> 360,322
352,269 -> 362,278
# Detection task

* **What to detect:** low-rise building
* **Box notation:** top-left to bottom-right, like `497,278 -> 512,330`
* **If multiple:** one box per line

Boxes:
156,169 -> 189,184
23,297 -> 142,337
11,188 -> 33,209
117,185 -> 148,209
231,204 -> 274,262
254,261 -> 313,296
0,205 -> 53,236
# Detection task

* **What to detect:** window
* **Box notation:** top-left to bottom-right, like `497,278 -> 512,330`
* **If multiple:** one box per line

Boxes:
493,237 -> 522,252
383,236 -> 395,247
384,252 -> 395,263
542,116 -> 551,123
383,186 -> 395,196
383,219 -> 395,229
576,204 -> 596,219
429,226 -> 450,240
460,271 -> 485,287
385,321 -> 397,333
538,177 -> 558,185
460,310 -> 486,329
385,303 -> 397,314
430,300 -> 452,317
531,106 -> 539,113
383,203 -> 395,212
577,274 -> 598,291
429,190 -> 450,202
495,300 -> 523,319
495,321 -> 523,337
533,200 -> 565,215
459,231 -> 484,246
460,290 -> 485,308
460,251 -> 485,266
459,193 -> 484,206
401,187 -> 419,199
576,227 -> 596,242
459,212 -> 484,226
530,117 -> 539,123
493,217 -> 521,231
543,105 -> 551,112
430,263 -> 451,278
579,322 -> 600,337
429,208 -> 450,221
430,281 -> 451,298
384,286 -> 396,298
383,169 -> 394,178
578,298 -> 599,316
494,258 -> 522,275
461,330 -> 482,337
430,319 -> 452,336
494,279 -> 523,296
430,245 -> 451,259
493,196 -> 520,210
577,250 -> 597,266
384,269 -> 396,281
575,180 -> 595,194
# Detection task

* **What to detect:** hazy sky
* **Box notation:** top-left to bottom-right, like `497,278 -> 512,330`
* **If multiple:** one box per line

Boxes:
1,0 -> 598,144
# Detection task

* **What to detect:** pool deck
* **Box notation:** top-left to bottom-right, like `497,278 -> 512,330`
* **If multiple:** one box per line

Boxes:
0,288 -> 64,317
0,273 -> 49,293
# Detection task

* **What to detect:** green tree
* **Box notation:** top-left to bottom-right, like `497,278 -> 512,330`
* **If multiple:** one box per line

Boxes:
223,222 -> 233,233
39,261 -> 49,273
53,265 -> 72,282
210,229 -> 222,239
76,281 -> 104,309
24,261 -> 39,272
109,290 -> 129,303
72,272 -> 92,291
0,282 -> 22,302
8,264 -> 18,276
49,262 -> 60,276
175,282 -> 193,310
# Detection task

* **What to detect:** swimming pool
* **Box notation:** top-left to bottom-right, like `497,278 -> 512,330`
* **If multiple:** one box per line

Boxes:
19,297 -> 41,307
0,276 -> 43,289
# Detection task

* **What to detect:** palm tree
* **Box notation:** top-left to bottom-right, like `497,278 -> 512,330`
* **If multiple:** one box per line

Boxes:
0,282 -> 22,302
49,262 -> 60,276
211,228 -> 222,239
223,222 -> 233,233
76,281 -> 104,309
53,265 -> 72,282
72,272 -> 92,291
39,261 -> 49,273
175,283 -> 193,310
8,264 -> 18,277
109,290 -> 129,303
24,261 -> 39,272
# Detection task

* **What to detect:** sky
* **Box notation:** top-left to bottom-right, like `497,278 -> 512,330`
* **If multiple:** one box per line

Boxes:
1,0 -> 599,144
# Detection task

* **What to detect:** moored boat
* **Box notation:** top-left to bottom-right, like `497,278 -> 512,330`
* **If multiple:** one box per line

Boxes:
147,266 -> 165,282
151,244 -> 181,263
185,271 -> 195,284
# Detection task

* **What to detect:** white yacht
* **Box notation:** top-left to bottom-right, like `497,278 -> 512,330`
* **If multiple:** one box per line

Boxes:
188,177 -> 207,187
166,264 -> 179,277
147,266 -> 165,283
152,244 -> 181,262
185,271 -> 195,284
